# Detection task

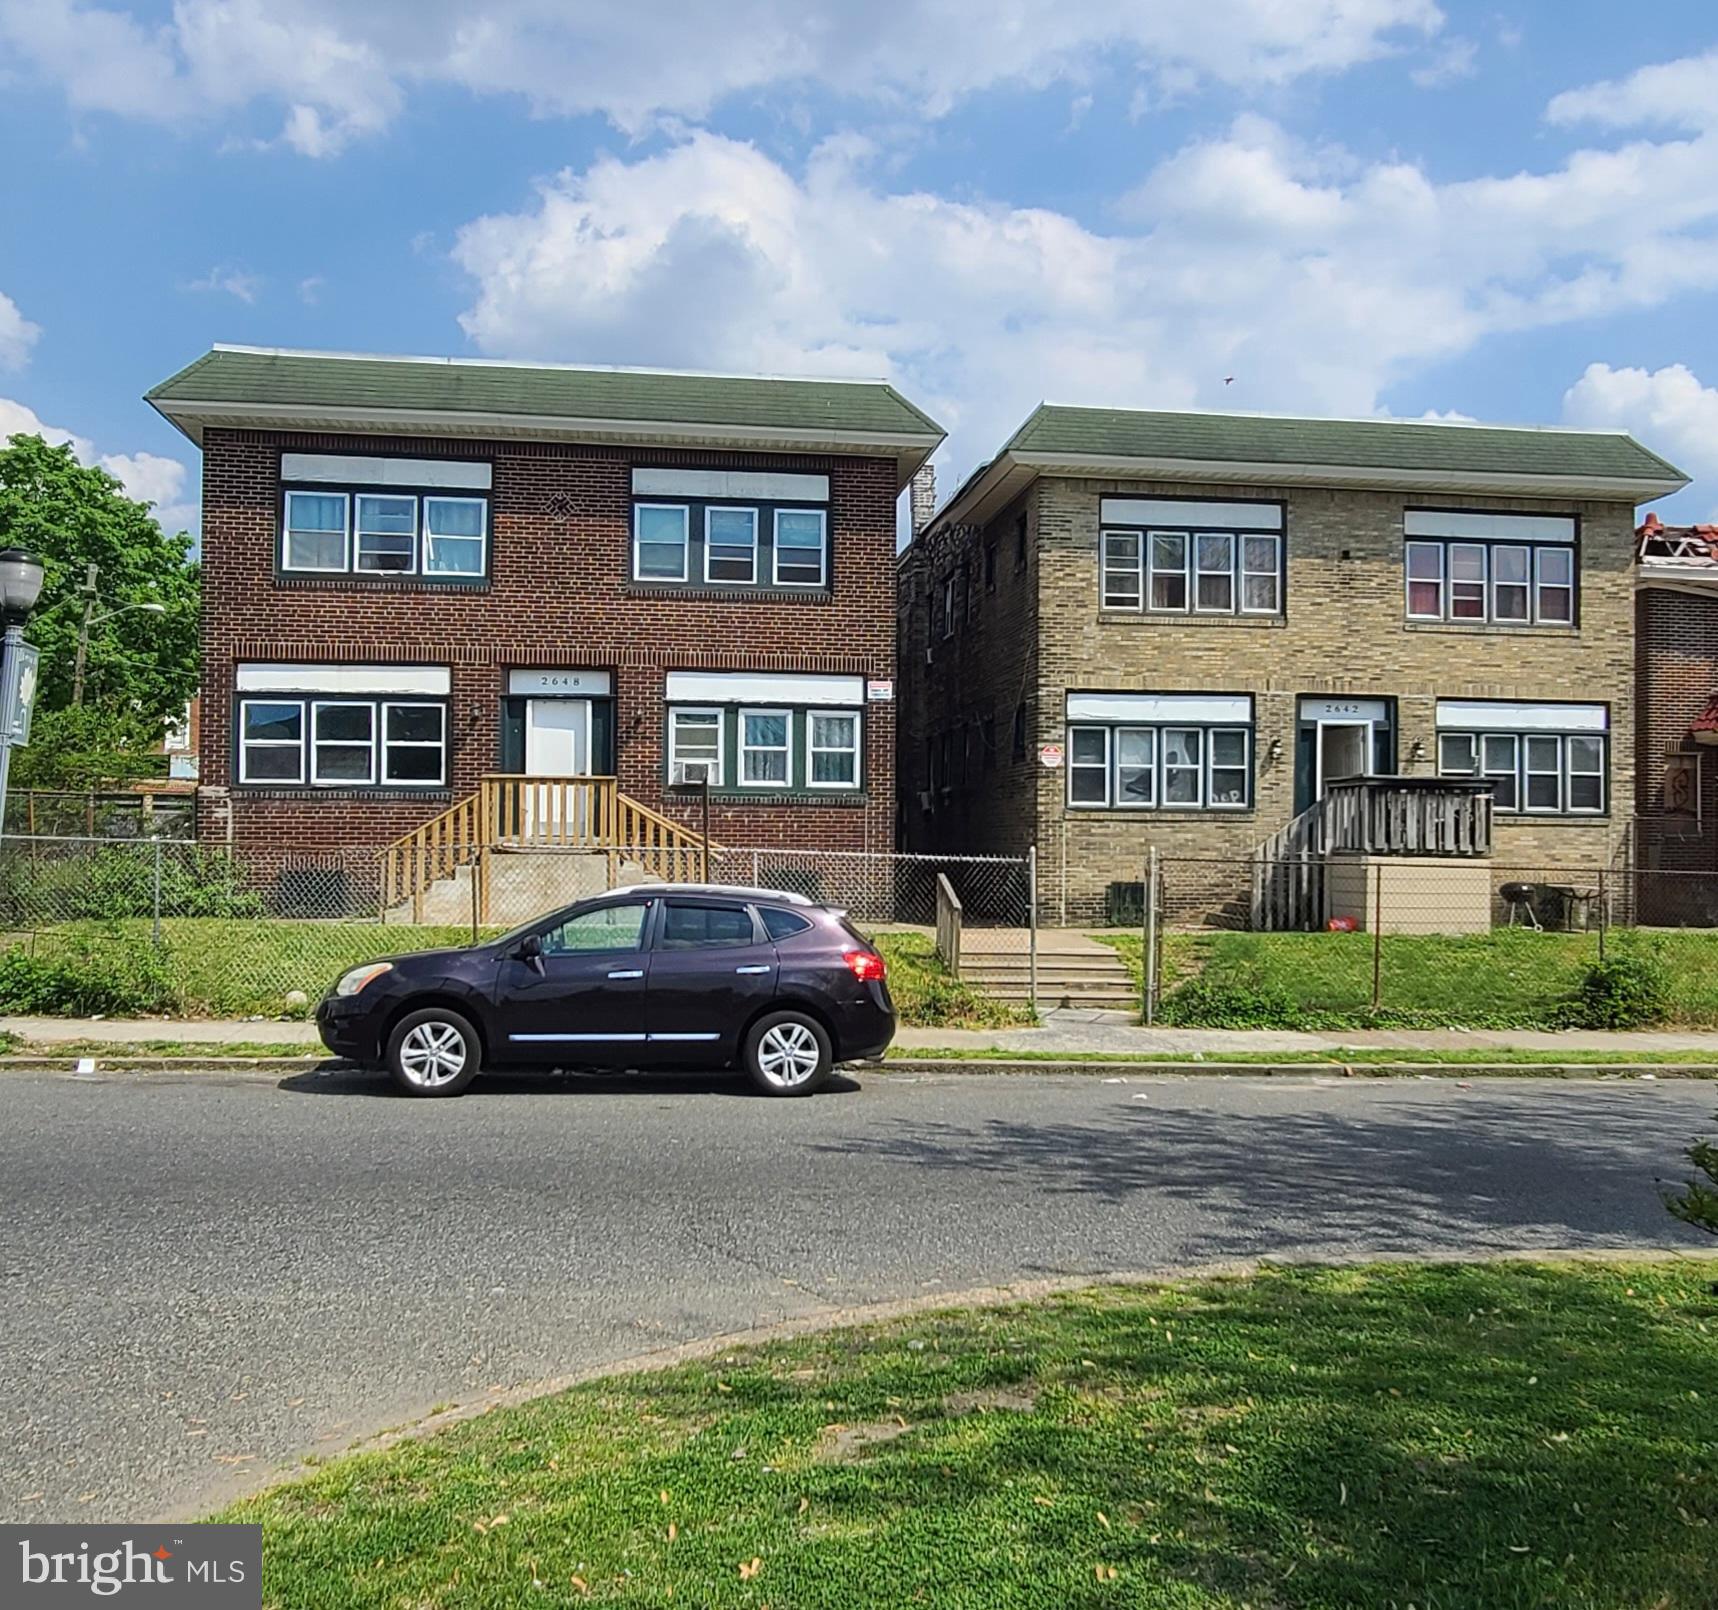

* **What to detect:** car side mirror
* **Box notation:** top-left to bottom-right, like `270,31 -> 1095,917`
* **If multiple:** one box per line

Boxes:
512,933 -> 543,968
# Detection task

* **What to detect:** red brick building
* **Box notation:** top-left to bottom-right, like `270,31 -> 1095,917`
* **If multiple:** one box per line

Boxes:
148,347 -> 942,907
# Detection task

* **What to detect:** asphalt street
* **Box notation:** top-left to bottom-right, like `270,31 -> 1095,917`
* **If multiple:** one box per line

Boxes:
1,1065 -> 1710,1521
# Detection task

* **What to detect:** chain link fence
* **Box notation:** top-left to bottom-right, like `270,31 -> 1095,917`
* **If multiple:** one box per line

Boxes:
1141,853 -> 1718,1028
0,835 -> 1039,1023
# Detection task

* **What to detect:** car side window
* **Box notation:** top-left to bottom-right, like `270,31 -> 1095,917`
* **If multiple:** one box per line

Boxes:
760,907 -> 813,941
540,902 -> 650,956
658,902 -> 758,950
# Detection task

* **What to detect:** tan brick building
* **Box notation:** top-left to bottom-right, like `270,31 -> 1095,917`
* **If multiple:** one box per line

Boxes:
898,405 -> 1687,921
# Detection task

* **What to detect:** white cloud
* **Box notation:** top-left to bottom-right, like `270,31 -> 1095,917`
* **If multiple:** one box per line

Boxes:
450,70 -> 1718,483
185,264 -> 262,303
0,291 -> 41,370
0,397 -> 197,534
1547,47 -> 1718,132
1563,363 -> 1718,518
0,0 -> 1443,152
1409,35 -> 1476,87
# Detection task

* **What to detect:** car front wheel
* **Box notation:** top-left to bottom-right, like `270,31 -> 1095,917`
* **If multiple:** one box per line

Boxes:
744,1010 -> 833,1096
386,1007 -> 481,1097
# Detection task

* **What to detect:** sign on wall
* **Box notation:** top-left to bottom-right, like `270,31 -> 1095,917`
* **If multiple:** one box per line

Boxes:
866,679 -> 894,702
1665,752 -> 1701,821
1038,743 -> 1064,769
507,669 -> 613,697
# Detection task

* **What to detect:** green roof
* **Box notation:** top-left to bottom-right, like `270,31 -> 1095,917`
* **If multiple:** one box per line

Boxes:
1005,404 -> 1685,485
147,346 -> 942,444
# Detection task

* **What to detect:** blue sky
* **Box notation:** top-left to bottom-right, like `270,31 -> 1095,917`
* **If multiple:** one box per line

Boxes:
2,0 -> 1715,540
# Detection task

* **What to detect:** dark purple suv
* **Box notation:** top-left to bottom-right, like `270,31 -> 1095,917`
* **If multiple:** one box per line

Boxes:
315,883 -> 895,1097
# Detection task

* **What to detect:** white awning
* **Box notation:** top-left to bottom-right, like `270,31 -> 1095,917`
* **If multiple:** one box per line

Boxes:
632,468 -> 829,502
1435,699 -> 1607,732
280,453 -> 492,490
1405,510 -> 1575,542
1100,497 -> 1282,531
665,671 -> 864,706
1066,692 -> 1252,724
236,664 -> 451,696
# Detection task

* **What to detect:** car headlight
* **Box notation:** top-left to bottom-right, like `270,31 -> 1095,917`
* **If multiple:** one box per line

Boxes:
334,961 -> 394,997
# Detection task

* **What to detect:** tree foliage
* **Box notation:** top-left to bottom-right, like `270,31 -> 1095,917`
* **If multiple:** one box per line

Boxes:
0,433 -> 198,726
8,704 -> 166,791
1666,1122 -> 1718,1237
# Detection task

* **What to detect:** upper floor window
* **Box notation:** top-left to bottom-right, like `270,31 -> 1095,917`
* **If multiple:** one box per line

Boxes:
630,468 -> 830,592
1404,511 -> 1576,627
278,454 -> 491,581
1099,497 -> 1283,617
1064,691 -> 1253,811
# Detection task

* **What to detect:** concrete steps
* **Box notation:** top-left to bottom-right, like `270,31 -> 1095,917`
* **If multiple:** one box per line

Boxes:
959,944 -> 1138,1010
385,850 -> 647,926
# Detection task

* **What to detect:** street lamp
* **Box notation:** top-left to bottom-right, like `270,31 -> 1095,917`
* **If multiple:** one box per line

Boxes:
72,596 -> 167,706
0,545 -> 45,838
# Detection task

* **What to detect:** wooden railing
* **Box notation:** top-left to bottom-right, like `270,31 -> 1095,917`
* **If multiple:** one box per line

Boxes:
934,872 -> 963,977
1323,778 -> 1493,857
382,775 -> 711,922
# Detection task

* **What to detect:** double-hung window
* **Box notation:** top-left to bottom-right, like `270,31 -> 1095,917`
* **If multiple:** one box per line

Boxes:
1405,512 -> 1578,626
235,665 -> 451,791
706,508 -> 758,584
739,710 -> 791,787
278,454 -> 491,581
1064,692 -> 1253,811
635,504 -> 690,581
1435,700 -> 1606,815
807,711 -> 860,788
1101,498 -> 1284,618
774,510 -> 827,586
668,708 -> 723,786
662,672 -> 865,795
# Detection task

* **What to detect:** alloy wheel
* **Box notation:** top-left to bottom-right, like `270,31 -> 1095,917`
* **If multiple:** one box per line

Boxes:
398,1020 -> 467,1088
756,1021 -> 821,1088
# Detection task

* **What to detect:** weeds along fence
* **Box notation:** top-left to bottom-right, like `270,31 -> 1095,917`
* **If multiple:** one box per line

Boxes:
1142,853 -> 1718,1029
0,835 -> 1036,1021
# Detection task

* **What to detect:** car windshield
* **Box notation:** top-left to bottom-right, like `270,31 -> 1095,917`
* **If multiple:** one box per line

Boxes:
488,900 -> 646,951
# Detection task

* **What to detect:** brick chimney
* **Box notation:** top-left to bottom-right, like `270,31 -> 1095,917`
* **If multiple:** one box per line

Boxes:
909,463 -> 938,537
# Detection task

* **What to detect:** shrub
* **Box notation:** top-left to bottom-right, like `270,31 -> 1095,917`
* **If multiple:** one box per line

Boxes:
1665,1119 -> 1718,1237
0,932 -> 178,1016
1158,972 -> 1306,1029
1567,949 -> 1670,1029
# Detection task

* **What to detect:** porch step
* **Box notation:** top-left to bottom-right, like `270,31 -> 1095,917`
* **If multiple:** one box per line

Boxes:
385,851 -> 647,926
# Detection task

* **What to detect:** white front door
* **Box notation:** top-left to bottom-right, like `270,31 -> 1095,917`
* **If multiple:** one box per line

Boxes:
523,699 -> 592,838
1317,722 -> 1369,796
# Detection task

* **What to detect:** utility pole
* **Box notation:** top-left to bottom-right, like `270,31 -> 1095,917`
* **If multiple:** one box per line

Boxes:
71,561 -> 97,707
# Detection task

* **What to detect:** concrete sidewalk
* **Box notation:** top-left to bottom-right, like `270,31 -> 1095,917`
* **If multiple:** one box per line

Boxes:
7,1009 -> 1716,1056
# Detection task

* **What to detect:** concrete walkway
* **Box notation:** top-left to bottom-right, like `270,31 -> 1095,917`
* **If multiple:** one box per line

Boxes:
7,1010 -> 1717,1056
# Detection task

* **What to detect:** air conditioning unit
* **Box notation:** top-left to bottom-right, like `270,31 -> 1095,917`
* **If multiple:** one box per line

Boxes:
670,762 -> 713,785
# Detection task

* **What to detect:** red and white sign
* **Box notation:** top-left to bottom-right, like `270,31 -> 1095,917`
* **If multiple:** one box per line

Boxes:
1038,743 -> 1064,769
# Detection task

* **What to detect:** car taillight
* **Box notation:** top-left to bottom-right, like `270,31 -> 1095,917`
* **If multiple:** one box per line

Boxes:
845,949 -> 886,982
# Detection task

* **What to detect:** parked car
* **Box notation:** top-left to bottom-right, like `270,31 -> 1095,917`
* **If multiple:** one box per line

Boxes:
315,884 -> 894,1097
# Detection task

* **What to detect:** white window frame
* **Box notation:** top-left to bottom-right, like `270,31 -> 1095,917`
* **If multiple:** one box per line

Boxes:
1535,546 -> 1575,624
381,702 -> 446,786
1147,531 -> 1189,613
310,700 -> 377,788
1067,725 -> 1111,807
1101,530 -> 1144,611
1193,532 -> 1236,615
667,706 -> 724,788
738,708 -> 792,789
1161,727 -> 1205,808
1239,534 -> 1281,616
1524,734 -> 1563,814
1482,733 -> 1520,812
1566,734 -> 1605,814
704,506 -> 759,586
805,708 -> 861,790
1112,725 -> 1155,808
1206,728 -> 1251,810
1438,729 -> 1606,816
633,502 -> 691,583
1438,732 -> 1477,775
1491,543 -> 1532,624
238,698 -> 306,784
282,490 -> 350,574
1405,541 -> 1445,621
422,495 -> 487,578
1448,542 -> 1488,620
773,508 -> 827,587
353,493 -> 419,576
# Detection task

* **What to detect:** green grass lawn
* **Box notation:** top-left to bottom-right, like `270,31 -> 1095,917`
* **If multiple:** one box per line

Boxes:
6,920 -> 1026,1030
223,1259 -> 1718,1609
1104,928 -> 1718,1029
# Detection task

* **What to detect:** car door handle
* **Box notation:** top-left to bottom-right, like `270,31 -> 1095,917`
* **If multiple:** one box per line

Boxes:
607,969 -> 644,979
735,964 -> 773,975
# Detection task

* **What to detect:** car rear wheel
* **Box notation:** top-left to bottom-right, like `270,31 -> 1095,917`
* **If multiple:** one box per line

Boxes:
744,1010 -> 833,1096
387,1007 -> 480,1097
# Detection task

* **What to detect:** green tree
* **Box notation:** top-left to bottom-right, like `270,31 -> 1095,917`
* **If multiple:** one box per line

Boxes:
9,704 -> 166,791
1666,1120 -> 1718,1237
0,433 -> 198,725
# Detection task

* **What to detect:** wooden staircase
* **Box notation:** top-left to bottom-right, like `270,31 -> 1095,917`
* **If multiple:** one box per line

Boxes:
382,775 -> 710,924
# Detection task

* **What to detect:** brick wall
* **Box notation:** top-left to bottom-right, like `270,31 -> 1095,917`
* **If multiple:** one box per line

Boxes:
898,471 -> 1638,921
199,429 -> 898,873
1635,585 -> 1718,882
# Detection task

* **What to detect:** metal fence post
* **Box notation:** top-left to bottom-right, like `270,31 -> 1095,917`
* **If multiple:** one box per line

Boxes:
1597,866 -> 1607,961
470,847 -> 480,944
1144,846 -> 1159,1025
1371,860 -> 1383,1012
1026,844 -> 1039,1013
151,836 -> 163,949
751,847 -> 760,888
